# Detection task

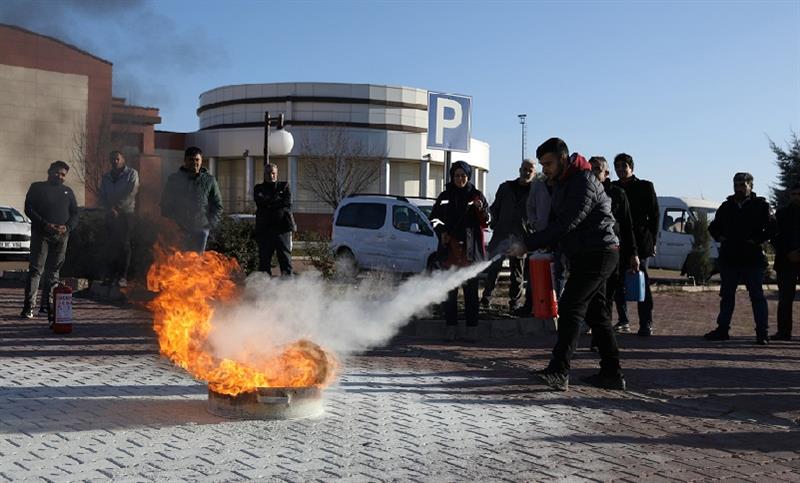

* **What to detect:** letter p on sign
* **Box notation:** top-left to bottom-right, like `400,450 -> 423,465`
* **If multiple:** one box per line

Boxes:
427,92 -> 471,153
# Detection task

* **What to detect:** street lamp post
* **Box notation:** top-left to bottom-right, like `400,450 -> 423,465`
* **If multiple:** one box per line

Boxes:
518,114 -> 527,162
263,111 -> 295,172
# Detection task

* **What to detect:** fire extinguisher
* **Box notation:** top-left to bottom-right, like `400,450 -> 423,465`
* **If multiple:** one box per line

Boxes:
528,252 -> 559,319
49,283 -> 73,334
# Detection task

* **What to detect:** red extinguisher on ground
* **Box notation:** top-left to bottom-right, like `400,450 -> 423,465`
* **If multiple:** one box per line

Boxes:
529,251 -> 559,319
49,283 -> 73,334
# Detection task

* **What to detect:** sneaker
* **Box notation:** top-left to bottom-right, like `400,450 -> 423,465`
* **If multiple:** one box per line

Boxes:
38,306 -> 48,316
614,322 -> 631,333
704,328 -> 730,341
637,326 -> 653,337
582,373 -> 627,391
756,336 -> 769,346
118,278 -> 128,288
772,332 -> 791,341
445,326 -> 457,342
584,326 -> 592,335
532,368 -> 569,391
20,307 -> 33,319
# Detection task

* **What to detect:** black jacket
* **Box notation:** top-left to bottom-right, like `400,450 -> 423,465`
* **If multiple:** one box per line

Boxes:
24,181 -> 79,235
771,204 -> 800,272
254,181 -> 294,234
489,179 -> 531,239
431,182 -> 489,264
526,170 -> 618,257
708,193 -> 773,266
613,176 -> 659,258
604,180 -> 638,262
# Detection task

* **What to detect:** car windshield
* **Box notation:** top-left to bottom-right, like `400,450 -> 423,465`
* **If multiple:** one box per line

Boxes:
0,208 -> 25,222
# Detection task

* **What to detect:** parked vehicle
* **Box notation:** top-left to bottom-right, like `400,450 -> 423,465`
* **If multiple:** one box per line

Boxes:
651,196 -> 720,271
331,194 -> 438,275
405,196 -> 437,219
0,206 -> 32,257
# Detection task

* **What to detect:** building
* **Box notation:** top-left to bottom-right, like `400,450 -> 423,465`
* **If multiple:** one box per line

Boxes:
0,24 -> 163,216
157,82 -> 490,232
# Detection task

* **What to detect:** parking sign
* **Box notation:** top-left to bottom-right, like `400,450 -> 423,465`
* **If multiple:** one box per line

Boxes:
427,92 -> 471,153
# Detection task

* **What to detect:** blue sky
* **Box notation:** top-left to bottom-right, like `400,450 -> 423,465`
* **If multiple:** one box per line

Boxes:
4,0 -> 799,203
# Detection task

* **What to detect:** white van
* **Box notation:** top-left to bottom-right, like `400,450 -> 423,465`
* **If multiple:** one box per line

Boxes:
651,196 -> 721,271
331,194 -> 439,274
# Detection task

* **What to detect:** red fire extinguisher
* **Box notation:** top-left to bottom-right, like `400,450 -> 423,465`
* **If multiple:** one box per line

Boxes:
529,252 -> 559,319
49,283 -> 73,334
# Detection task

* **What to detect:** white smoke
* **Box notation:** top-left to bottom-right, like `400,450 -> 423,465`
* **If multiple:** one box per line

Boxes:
207,261 -> 492,360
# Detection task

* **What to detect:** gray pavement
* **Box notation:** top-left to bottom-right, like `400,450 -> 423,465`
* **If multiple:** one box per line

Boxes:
1,280 -> 799,482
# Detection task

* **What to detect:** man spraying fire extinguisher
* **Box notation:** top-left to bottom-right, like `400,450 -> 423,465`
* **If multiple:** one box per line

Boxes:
508,138 -> 625,392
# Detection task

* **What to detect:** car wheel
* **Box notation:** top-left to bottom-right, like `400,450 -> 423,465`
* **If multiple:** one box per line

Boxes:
335,248 -> 358,280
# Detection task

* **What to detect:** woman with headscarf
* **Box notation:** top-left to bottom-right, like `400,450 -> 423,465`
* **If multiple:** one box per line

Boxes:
430,161 -> 490,341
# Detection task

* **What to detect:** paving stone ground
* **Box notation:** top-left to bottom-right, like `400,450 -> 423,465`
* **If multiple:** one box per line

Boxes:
0,279 -> 798,482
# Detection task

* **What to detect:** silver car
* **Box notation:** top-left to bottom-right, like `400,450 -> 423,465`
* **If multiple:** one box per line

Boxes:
0,206 -> 32,256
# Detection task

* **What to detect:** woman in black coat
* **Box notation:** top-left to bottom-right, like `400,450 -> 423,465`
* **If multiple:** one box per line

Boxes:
430,161 -> 489,341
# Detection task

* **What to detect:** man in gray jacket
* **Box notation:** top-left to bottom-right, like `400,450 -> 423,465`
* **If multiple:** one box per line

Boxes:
99,151 -> 139,286
21,161 -> 79,319
161,146 -> 223,252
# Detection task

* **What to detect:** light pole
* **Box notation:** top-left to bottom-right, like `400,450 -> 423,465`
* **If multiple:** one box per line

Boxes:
263,111 -> 295,174
518,114 -> 527,162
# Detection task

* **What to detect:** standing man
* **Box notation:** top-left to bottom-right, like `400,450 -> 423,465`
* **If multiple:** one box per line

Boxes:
612,153 -> 659,336
99,151 -> 139,287
253,163 -> 295,276
481,159 -> 535,311
20,161 -> 79,319
771,183 -> 800,341
511,138 -> 625,391
588,156 -> 639,346
161,146 -> 223,253
705,172 -> 773,345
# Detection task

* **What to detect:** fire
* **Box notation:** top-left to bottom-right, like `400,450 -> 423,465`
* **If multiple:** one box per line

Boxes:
146,246 -> 338,396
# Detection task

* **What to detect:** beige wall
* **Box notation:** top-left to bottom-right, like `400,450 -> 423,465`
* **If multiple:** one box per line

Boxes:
0,64 -> 88,209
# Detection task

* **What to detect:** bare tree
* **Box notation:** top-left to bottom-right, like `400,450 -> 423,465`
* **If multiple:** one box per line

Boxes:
298,126 -> 385,209
70,109 -> 111,198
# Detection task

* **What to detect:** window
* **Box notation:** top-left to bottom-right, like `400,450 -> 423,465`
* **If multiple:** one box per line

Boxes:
0,209 -> 24,223
392,205 -> 433,236
335,203 -> 386,229
663,209 -> 688,233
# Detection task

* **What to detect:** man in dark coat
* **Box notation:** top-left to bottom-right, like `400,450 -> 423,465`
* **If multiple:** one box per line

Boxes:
161,146 -> 223,253
430,160 -> 489,342
705,172 -> 773,345
771,183 -> 800,341
253,163 -> 295,276
481,159 -> 534,311
21,160 -> 79,319
588,156 -> 639,348
612,153 -> 659,336
510,138 -> 625,391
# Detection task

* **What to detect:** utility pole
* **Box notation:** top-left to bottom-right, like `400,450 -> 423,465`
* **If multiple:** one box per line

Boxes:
518,114 -> 527,162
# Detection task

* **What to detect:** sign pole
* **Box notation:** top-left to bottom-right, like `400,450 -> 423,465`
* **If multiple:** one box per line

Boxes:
444,150 -> 452,185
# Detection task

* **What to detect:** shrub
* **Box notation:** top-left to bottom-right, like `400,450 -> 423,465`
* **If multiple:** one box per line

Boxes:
295,230 -> 335,279
207,216 -> 259,274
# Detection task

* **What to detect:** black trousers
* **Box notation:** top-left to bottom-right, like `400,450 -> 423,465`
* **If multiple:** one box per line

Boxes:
482,255 -> 525,303
614,257 -> 654,328
104,212 -> 134,280
549,248 -> 621,376
444,277 -> 479,327
257,231 -> 293,276
776,267 -> 799,336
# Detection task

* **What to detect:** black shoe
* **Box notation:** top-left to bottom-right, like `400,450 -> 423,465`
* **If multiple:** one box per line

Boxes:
480,296 -> 490,308
704,329 -> 730,341
20,307 -> 33,319
614,322 -> 631,333
582,373 -> 627,391
772,332 -> 792,341
532,368 -> 569,391
756,336 -> 769,346
38,306 -> 48,316
637,326 -> 653,337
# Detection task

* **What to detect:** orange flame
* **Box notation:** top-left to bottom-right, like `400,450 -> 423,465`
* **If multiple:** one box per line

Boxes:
146,246 -> 338,396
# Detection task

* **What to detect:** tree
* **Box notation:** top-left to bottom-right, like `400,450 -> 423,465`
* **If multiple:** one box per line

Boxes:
681,211 -> 714,284
769,131 -> 800,209
298,126 -> 386,210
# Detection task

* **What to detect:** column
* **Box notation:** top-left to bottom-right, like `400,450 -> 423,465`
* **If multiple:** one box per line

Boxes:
480,169 -> 488,194
245,156 -> 254,212
381,159 -> 391,195
419,157 -> 430,198
207,157 -> 217,177
288,155 -> 298,197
